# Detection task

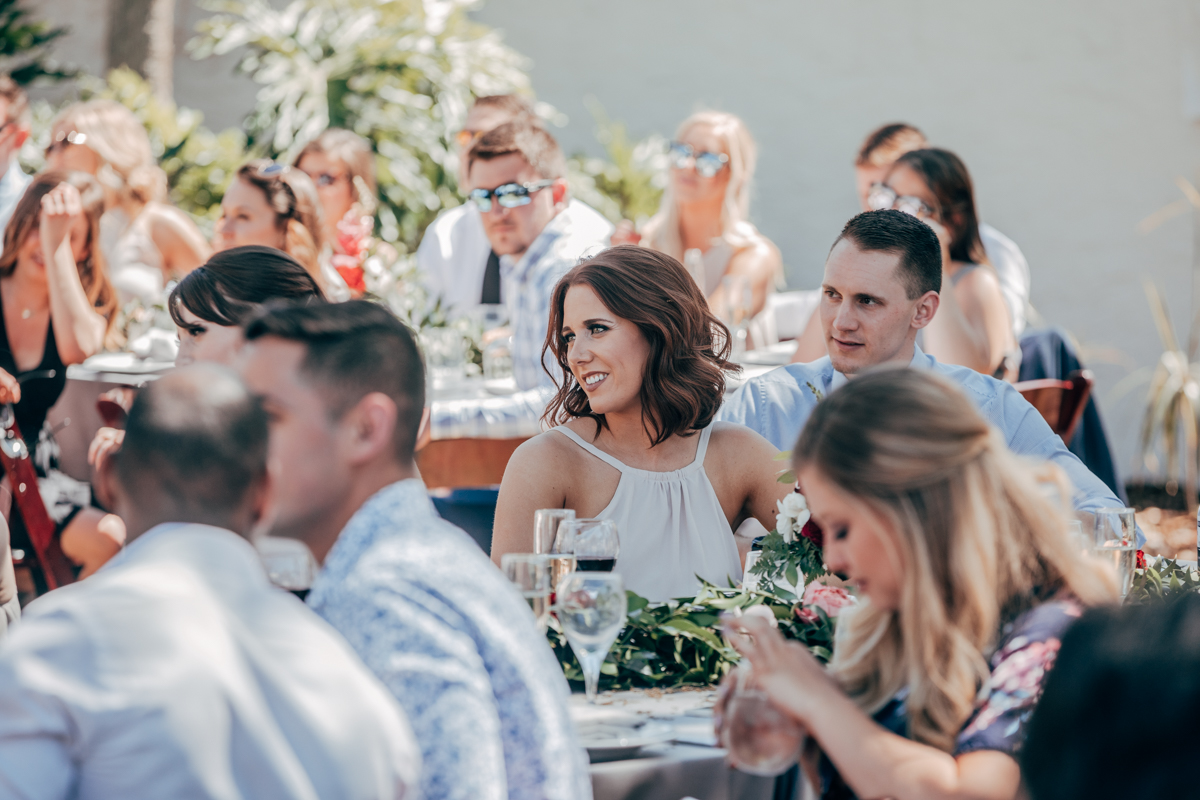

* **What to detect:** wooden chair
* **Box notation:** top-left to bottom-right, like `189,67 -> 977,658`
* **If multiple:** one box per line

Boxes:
1014,369 -> 1093,444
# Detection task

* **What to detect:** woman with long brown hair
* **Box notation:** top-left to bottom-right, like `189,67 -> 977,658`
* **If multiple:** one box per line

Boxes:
720,367 -> 1116,800
491,245 -> 788,601
0,171 -> 122,584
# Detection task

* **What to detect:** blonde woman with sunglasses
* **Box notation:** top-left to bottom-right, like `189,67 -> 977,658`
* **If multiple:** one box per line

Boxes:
719,367 -> 1116,800
45,100 -> 210,303
614,111 -> 782,320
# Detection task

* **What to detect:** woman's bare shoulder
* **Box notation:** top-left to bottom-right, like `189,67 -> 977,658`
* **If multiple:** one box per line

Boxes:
507,427 -> 585,473
708,421 -> 779,460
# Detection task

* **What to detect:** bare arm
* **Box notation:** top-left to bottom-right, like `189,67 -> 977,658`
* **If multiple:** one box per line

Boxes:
491,434 -> 573,566
709,422 -> 793,532
148,204 -> 210,277
708,240 -> 781,320
726,615 -> 1022,800
39,185 -> 107,364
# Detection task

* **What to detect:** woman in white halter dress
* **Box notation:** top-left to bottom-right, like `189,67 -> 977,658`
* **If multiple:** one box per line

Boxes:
492,245 -> 789,602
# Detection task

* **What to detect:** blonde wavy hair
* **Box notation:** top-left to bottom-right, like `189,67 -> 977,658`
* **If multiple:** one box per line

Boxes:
793,367 -> 1116,752
642,110 -> 759,260
50,100 -> 167,208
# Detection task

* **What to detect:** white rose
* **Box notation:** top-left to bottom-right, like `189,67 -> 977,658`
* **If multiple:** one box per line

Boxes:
775,492 -> 811,544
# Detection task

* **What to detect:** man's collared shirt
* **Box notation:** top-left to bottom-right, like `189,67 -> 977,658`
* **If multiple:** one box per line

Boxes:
0,160 -> 31,236
718,346 -> 1128,519
0,522 -> 420,800
308,479 -> 592,800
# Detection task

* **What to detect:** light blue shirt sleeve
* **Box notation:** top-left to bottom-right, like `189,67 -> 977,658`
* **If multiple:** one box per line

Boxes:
718,366 -> 824,452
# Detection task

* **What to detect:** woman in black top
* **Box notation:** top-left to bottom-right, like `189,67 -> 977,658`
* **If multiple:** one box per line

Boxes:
0,171 -> 118,604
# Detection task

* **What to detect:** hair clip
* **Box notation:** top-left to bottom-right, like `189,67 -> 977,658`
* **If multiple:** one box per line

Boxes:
257,162 -> 289,177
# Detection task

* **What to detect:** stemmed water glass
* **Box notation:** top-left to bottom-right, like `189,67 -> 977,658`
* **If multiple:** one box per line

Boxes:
555,518 -> 620,572
556,572 -> 627,703
501,553 -> 553,633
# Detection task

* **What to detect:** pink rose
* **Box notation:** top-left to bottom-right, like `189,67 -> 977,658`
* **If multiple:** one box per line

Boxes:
794,606 -> 819,625
802,583 -> 854,618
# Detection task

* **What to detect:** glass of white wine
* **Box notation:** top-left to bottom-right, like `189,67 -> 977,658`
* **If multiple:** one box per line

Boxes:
1092,507 -> 1137,599
501,553 -> 553,633
556,572 -> 626,703
534,508 -> 575,554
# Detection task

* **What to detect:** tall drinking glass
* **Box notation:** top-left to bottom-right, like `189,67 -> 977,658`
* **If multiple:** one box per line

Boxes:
1093,507 -> 1137,599
721,665 -> 805,776
534,508 -> 575,555
556,572 -> 626,702
556,518 -> 620,572
501,554 -> 553,633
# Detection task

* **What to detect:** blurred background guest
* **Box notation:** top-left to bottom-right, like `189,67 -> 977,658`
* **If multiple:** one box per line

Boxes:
464,120 -> 608,390
721,368 -> 1116,800
0,172 -> 121,579
294,127 -> 378,254
0,364 -> 421,799
1021,595 -> 1200,800
45,100 -> 209,303
615,111 -> 782,321
215,160 -> 348,299
492,246 -> 789,600
418,94 -> 612,321
238,301 -> 590,800
0,77 -> 31,235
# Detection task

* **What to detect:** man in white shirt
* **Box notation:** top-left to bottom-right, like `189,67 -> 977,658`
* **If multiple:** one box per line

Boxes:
0,365 -> 420,799
417,94 -> 612,320
854,122 -> 1031,337
0,76 -> 32,236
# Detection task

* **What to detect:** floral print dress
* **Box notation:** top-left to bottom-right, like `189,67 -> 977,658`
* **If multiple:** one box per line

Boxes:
820,597 -> 1083,799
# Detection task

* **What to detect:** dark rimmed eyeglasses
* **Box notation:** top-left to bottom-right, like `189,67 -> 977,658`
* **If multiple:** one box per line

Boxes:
468,180 -> 554,213
668,141 -> 729,178
44,130 -> 88,156
866,183 -> 934,218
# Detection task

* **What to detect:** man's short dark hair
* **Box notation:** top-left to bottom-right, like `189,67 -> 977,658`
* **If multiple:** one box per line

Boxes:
833,210 -> 942,300
116,365 -> 269,515
244,301 -> 425,461
467,120 -> 565,182
472,94 -> 536,120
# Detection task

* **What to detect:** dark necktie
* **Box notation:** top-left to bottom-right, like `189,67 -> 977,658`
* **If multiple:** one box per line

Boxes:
480,249 -> 502,304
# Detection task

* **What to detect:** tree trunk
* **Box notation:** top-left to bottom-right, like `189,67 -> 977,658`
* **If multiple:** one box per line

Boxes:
106,0 -> 175,102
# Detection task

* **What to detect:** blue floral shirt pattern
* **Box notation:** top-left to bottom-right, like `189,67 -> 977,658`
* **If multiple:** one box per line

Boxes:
307,479 -> 592,800
820,598 -> 1081,799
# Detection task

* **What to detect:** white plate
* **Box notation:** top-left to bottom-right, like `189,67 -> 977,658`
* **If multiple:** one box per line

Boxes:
82,352 -> 174,374
577,719 -> 675,761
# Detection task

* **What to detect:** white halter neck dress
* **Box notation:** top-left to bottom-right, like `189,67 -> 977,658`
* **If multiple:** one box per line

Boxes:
552,424 -> 742,602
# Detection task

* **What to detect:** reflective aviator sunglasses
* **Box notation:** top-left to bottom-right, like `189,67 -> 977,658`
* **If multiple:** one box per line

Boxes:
866,183 -> 934,218
468,180 -> 554,213
668,141 -> 729,178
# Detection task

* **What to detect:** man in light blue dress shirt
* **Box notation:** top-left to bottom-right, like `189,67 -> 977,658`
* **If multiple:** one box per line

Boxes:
720,210 -> 1128,524
238,301 -> 592,800
0,77 -> 32,236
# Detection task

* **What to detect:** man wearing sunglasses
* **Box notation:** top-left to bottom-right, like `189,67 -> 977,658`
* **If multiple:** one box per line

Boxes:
416,95 -> 611,323
0,76 -> 31,237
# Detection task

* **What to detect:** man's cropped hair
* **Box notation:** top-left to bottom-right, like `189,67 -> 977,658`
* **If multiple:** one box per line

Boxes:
467,119 -> 565,182
244,300 -> 425,461
833,210 -> 942,299
472,94 -> 536,121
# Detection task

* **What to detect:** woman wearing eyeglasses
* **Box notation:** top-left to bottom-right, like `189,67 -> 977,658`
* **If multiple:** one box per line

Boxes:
293,129 -> 378,259
214,160 -> 348,299
613,111 -> 782,320
45,100 -> 210,304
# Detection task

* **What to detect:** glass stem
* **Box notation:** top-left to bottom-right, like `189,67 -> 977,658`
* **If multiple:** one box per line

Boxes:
580,652 -> 601,702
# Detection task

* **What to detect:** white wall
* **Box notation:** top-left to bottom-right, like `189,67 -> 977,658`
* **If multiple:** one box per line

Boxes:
31,0 -> 1200,483
473,0 -> 1200,484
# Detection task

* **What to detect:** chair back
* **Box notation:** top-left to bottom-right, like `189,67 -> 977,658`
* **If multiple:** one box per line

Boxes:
1014,369 -> 1093,443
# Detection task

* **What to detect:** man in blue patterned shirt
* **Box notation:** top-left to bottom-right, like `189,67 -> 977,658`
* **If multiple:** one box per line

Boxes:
719,210 -> 1131,528
466,121 -> 608,390
238,301 -> 592,800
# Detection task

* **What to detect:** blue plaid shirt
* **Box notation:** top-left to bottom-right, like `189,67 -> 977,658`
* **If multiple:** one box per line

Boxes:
502,212 -> 600,391
308,480 -> 592,800
718,347 -> 1135,533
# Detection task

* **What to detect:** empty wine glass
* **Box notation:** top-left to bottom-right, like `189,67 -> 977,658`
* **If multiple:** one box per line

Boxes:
501,554 -> 553,633
556,572 -> 626,703
534,508 -> 575,555
722,665 -> 805,776
556,518 -> 619,572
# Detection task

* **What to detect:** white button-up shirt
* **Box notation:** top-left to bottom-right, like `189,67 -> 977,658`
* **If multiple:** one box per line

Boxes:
0,522 -> 421,800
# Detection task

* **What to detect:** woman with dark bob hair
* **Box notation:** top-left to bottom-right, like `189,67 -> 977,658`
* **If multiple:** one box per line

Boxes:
492,245 -> 788,601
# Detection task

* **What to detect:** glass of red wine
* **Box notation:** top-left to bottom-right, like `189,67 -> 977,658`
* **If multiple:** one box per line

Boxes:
555,518 -> 619,572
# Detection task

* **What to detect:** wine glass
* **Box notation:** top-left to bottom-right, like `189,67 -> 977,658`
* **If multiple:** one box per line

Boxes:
556,518 -> 619,572
556,572 -> 627,703
501,553 -> 553,633
1093,507 -> 1137,599
721,665 -> 805,776
534,508 -> 575,554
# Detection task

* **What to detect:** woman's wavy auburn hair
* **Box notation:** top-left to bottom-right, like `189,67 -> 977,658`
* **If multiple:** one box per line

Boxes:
793,367 -> 1116,753
235,160 -> 325,289
542,245 -> 739,446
